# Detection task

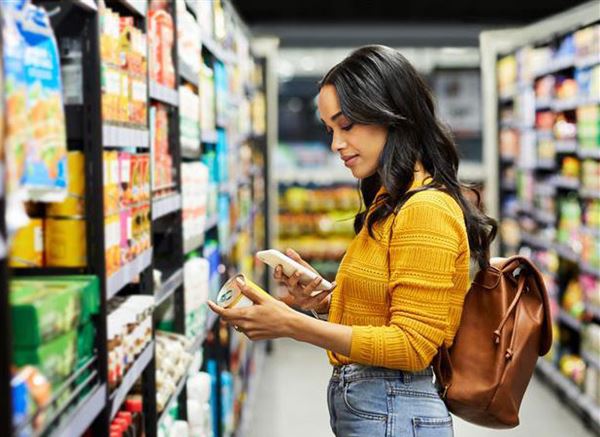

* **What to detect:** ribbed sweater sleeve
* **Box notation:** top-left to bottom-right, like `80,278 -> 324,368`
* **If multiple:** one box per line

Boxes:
348,192 -> 463,371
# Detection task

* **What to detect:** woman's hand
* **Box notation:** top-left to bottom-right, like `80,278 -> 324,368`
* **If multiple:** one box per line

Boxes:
274,248 -> 335,313
207,277 -> 300,341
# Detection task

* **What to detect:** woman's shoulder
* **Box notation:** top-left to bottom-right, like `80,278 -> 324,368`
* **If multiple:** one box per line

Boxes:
403,188 -> 462,214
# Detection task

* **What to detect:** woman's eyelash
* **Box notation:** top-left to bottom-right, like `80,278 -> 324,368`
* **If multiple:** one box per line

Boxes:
342,123 -> 354,131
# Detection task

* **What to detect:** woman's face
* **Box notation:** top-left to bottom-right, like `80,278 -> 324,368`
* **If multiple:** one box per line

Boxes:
317,84 -> 388,179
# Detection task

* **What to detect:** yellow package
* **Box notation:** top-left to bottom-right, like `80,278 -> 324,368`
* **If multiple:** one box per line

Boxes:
10,219 -> 44,267
45,217 -> 86,267
47,151 -> 85,217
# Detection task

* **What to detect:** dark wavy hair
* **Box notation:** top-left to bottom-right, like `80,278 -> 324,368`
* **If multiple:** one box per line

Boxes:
319,45 -> 497,268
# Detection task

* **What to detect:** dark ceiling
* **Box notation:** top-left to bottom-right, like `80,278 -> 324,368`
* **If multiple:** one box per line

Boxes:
234,0 -> 589,25
233,0 -> 593,47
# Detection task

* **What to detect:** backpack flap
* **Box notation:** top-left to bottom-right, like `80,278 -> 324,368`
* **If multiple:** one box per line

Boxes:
496,256 -> 553,356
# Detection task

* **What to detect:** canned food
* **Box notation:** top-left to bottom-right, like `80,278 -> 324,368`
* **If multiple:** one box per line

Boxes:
45,217 -> 86,267
216,274 -> 269,309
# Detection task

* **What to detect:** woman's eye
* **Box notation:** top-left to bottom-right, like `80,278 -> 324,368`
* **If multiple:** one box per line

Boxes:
341,123 -> 354,131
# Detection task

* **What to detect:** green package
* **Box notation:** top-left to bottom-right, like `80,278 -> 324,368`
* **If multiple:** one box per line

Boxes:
13,330 -> 77,385
10,282 -> 80,347
77,321 -> 95,361
15,275 -> 100,323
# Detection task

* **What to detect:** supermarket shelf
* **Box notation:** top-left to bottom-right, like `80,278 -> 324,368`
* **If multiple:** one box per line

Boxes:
552,98 -> 578,112
157,374 -> 187,426
52,384 -> 107,437
115,0 -> 147,16
110,341 -> 155,419
535,99 -> 553,111
152,193 -> 182,221
580,261 -> 600,277
178,59 -> 199,87
587,303 -> 600,320
184,0 -> 198,16
580,225 -> 600,239
201,129 -> 218,144
578,148 -> 600,160
534,209 -> 557,226
155,268 -> 184,307
553,242 -> 579,263
103,125 -> 149,149
576,52 -> 600,68
149,81 -> 179,107
236,342 -> 267,437
520,232 -> 552,251
189,311 -> 219,353
552,176 -> 580,190
558,310 -> 582,332
73,0 -> 97,11
535,159 -> 556,170
106,249 -> 153,300
206,309 -> 218,332
534,55 -> 576,78
536,358 -> 600,431
278,169 -> 356,185
204,246 -> 219,262
181,144 -> 201,159
201,33 -> 237,64
500,155 -> 516,165
183,233 -> 204,255
582,351 -> 600,370
205,214 -> 219,232
555,139 -> 577,153
580,188 -> 600,200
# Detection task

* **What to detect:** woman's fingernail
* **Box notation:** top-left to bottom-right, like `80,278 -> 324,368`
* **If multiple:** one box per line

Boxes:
236,277 -> 245,286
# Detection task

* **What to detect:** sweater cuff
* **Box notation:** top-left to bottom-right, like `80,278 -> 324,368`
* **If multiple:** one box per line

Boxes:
349,325 -> 376,364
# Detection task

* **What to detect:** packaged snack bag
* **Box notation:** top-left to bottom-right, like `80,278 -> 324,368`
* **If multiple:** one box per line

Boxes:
1,2 -> 30,237
19,3 -> 68,202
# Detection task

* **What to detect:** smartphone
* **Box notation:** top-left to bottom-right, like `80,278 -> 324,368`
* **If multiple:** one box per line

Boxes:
256,249 -> 333,296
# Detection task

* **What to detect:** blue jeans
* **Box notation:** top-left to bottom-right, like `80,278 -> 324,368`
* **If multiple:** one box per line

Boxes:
327,364 -> 453,437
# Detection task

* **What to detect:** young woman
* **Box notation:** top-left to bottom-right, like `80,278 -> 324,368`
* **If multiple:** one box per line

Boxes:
208,45 -> 497,436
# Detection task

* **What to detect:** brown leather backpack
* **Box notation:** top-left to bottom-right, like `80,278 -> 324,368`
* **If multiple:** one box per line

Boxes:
433,256 -> 553,428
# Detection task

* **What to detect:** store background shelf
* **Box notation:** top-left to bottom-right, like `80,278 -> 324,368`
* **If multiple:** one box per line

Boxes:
582,351 -> 600,370
152,194 -> 182,221
201,129 -> 219,144
178,59 -> 199,87
183,234 -> 204,255
110,342 -> 155,419
103,125 -> 150,149
53,384 -> 107,437
2,0 -> 273,435
73,0 -> 97,12
558,310 -> 582,332
489,7 -> 600,431
536,358 -> 600,431
116,0 -> 147,17
106,249 -> 153,300
155,269 -> 184,307
149,81 -> 179,107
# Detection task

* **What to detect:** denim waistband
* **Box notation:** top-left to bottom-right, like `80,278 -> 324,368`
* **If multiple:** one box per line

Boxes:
331,363 -> 434,384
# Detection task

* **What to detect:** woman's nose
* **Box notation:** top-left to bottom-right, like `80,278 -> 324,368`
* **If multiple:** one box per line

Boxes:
330,135 -> 347,153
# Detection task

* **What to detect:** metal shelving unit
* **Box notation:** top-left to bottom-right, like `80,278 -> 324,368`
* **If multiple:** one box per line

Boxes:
482,3 -> 600,432
2,1 -> 273,436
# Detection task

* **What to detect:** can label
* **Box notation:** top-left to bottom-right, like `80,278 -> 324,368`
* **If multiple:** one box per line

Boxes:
216,274 -> 269,309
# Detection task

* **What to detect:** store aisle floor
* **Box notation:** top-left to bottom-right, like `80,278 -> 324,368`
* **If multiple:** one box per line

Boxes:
248,339 -> 596,437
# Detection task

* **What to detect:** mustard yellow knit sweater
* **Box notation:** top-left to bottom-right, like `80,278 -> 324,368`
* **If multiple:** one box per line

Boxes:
328,177 -> 470,371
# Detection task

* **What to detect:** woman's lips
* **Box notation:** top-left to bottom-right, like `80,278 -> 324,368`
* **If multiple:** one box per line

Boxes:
342,155 -> 359,168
